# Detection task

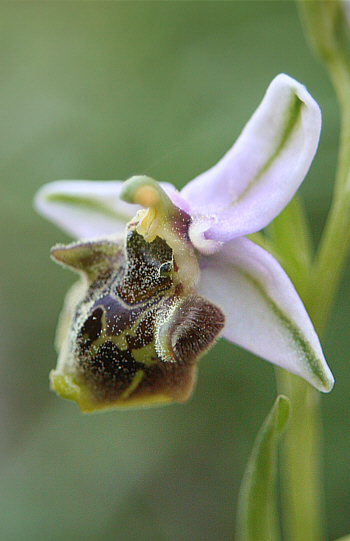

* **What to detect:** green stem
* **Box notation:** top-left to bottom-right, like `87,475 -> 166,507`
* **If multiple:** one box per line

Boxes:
277,372 -> 324,541
276,261 -> 326,541
277,3 -> 350,540
309,56 -> 350,334
274,222 -> 326,541
299,0 -> 350,335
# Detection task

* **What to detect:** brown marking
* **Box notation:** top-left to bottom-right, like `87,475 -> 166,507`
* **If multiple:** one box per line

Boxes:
167,296 -> 225,364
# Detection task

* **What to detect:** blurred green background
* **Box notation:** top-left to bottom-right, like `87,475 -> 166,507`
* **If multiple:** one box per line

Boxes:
1,2 -> 349,540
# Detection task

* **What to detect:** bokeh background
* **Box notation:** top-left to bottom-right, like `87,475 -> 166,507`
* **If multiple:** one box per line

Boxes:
1,2 -> 349,540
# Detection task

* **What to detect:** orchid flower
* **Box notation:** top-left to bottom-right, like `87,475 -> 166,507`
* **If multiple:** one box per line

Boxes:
35,73 -> 334,412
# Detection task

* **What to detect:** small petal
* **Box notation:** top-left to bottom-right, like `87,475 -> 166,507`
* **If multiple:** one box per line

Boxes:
181,74 -> 321,243
197,237 -> 334,392
187,215 -> 223,255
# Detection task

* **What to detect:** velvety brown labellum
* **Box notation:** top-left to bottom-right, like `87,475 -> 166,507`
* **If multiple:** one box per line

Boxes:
51,229 -> 225,409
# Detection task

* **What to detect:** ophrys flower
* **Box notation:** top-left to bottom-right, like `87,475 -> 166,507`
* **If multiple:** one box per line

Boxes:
35,74 -> 334,411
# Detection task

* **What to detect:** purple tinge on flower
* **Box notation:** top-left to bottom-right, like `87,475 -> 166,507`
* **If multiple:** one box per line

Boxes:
182,73 -> 322,250
34,73 -> 334,410
197,237 -> 332,390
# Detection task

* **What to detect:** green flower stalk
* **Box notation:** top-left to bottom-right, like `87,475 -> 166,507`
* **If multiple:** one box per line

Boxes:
272,2 -> 350,541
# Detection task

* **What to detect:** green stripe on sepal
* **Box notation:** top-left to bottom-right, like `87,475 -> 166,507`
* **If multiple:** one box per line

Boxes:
235,94 -> 302,206
45,193 -> 132,223
241,268 -> 333,393
236,395 -> 291,541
